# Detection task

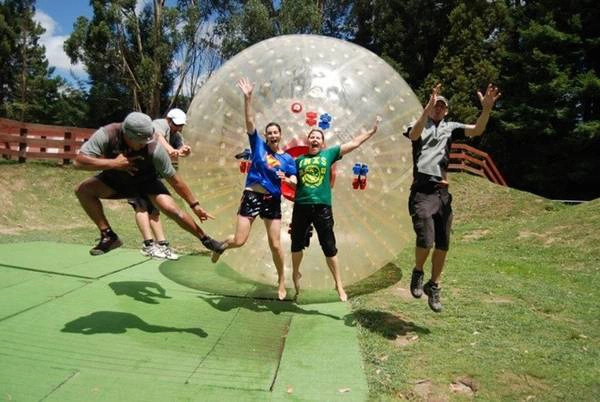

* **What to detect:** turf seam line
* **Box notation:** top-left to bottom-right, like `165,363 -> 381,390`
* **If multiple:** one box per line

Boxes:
38,369 -> 80,401
184,306 -> 242,385
94,258 -> 152,279
0,281 -> 92,323
0,263 -> 95,279
269,315 -> 293,392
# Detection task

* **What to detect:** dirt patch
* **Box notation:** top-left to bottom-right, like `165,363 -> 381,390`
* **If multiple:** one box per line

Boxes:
518,226 -> 570,246
450,376 -> 478,396
413,380 -> 433,400
390,286 -> 414,302
462,229 -> 491,241
412,379 -> 449,402
483,295 -> 513,304
498,371 -> 551,397
392,334 -> 419,348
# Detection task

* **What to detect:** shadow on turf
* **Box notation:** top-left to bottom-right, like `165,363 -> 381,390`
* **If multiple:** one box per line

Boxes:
61,311 -> 207,337
160,255 -> 403,304
344,309 -> 430,338
198,294 -> 341,320
109,281 -> 172,304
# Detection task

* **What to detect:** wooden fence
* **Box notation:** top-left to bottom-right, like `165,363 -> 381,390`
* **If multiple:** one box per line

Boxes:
0,118 -> 94,164
0,117 -> 507,186
449,142 -> 507,186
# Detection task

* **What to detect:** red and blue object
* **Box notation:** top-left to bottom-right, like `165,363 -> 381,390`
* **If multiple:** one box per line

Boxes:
318,113 -> 332,130
291,102 -> 303,113
235,148 -> 252,174
305,111 -> 318,127
352,163 -> 369,190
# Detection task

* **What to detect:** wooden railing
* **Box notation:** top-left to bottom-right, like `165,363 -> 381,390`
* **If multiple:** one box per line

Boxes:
449,142 -> 507,186
0,118 -> 94,164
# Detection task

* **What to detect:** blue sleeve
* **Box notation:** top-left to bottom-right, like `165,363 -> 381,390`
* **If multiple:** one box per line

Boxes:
248,129 -> 264,154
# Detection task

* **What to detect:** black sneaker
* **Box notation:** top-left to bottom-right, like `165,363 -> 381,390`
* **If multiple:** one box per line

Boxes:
410,268 -> 424,298
423,281 -> 442,313
201,236 -> 226,253
90,235 -> 123,256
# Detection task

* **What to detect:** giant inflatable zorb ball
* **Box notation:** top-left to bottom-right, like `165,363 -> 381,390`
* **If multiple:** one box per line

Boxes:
181,35 -> 422,290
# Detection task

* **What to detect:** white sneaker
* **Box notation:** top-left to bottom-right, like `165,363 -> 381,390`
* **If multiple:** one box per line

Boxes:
158,244 -> 179,260
140,243 -> 167,259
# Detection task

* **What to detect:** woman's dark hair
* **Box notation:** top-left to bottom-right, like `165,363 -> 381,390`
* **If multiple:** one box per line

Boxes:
308,128 -> 324,140
265,122 -> 281,133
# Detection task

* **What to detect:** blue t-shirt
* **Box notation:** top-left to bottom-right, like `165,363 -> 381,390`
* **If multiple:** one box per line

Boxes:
244,130 -> 297,197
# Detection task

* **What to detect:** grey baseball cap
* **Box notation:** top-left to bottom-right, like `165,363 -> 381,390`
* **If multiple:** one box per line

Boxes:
123,112 -> 155,144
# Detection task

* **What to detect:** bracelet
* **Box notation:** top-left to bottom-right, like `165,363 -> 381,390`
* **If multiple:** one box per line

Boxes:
189,201 -> 200,209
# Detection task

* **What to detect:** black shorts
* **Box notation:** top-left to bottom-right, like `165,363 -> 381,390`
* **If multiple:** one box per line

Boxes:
96,170 -> 170,200
127,195 -> 159,215
290,204 -> 337,257
237,190 -> 281,220
408,188 -> 453,251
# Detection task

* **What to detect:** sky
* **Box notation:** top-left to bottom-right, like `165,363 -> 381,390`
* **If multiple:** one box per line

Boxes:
34,0 -> 93,81
34,1 -> 155,83
33,0 -> 219,93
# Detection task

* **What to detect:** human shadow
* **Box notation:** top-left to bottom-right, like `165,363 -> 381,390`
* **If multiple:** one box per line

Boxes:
61,311 -> 207,337
344,309 -> 430,339
108,281 -> 172,304
198,295 -> 341,320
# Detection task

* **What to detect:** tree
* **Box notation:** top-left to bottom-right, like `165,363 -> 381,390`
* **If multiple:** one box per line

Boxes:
0,0 -> 86,125
64,0 -> 222,124
348,0 -> 461,89
216,0 -> 335,59
420,1 -> 507,122
490,0 -> 600,199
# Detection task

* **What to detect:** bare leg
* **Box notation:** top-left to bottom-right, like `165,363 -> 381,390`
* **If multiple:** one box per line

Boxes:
150,194 -> 207,238
431,248 -> 448,284
149,212 -> 166,242
74,177 -> 118,231
291,251 -> 303,299
264,218 -> 286,300
414,247 -> 431,271
134,210 -> 154,241
211,215 -> 253,263
325,255 -> 347,302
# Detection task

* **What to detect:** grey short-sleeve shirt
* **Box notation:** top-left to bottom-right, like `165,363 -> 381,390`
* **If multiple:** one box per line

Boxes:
80,125 -> 176,178
153,118 -> 185,149
152,119 -> 171,142
79,127 -> 110,157
416,120 -> 466,177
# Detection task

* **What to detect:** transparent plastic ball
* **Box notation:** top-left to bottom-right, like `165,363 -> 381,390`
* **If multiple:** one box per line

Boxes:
180,34 -> 422,291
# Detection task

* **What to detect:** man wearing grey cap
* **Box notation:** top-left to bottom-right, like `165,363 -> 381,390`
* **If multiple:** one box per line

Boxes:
74,111 -> 224,255
403,83 -> 501,312
128,108 -> 193,260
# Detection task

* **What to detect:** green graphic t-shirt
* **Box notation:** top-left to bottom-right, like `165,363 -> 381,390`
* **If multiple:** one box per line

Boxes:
294,145 -> 341,205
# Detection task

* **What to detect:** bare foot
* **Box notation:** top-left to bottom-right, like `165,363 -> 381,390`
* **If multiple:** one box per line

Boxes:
336,285 -> 348,302
293,272 -> 302,299
278,283 -> 286,301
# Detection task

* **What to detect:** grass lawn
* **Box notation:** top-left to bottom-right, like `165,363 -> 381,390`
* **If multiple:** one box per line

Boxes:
1,161 -> 598,401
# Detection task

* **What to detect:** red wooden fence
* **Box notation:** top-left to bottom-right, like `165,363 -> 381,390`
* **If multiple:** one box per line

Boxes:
449,142 -> 507,186
0,118 -> 507,185
0,118 -> 94,164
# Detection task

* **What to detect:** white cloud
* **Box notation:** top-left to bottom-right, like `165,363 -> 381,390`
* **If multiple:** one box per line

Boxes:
34,10 -> 87,77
